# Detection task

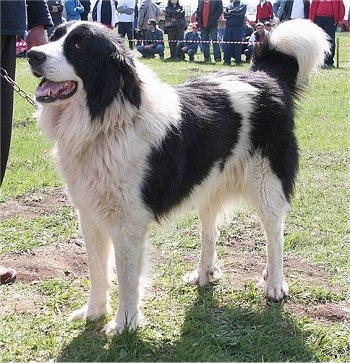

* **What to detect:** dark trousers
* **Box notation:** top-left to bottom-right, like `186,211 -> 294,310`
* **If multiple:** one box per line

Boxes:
1,35 -> 16,186
314,16 -> 336,66
166,26 -> 184,58
118,21 -> 134,49
223,26 -> 243,64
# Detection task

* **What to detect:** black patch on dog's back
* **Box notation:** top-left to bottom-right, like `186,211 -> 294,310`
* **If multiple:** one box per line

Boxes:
141,83 -> 242,220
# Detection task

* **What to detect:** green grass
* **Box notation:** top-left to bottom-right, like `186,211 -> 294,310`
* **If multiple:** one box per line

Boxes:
0,33 -> 349,362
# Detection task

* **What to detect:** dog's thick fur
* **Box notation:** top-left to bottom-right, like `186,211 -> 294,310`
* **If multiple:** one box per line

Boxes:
27,19 -> 329,334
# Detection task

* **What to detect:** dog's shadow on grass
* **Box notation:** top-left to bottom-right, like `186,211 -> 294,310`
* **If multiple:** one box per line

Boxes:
57,285 -> 315,362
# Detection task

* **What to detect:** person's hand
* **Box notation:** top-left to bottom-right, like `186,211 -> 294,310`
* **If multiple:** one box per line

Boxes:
181,46 -> 188,52
26,25 -> 48,50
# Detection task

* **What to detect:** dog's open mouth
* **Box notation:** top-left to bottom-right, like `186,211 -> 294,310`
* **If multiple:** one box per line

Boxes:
36,78 -> 78,103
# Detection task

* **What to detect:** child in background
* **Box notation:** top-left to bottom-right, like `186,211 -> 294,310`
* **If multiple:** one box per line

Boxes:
175,22 -> 201,61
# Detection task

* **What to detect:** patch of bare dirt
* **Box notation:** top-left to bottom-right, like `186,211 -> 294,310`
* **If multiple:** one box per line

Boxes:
288,302 -> 350,323
0,188 -> 70,222
1,238 -> 88,283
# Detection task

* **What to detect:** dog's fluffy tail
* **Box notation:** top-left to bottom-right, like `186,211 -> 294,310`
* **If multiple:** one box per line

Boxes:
252,19 -> 330,91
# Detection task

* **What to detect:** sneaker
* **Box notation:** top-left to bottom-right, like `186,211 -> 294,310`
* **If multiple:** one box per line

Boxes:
189,56 -> 194,62
0,266 -> 16,284
204,58 -> 211,63
159,54 -> 164,60
223,62 -> 231,66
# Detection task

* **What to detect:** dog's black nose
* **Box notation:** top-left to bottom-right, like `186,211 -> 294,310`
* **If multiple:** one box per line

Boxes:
27,50 -> 47,65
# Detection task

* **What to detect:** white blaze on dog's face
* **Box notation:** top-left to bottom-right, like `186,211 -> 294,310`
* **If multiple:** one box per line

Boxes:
27,21 -> 142,119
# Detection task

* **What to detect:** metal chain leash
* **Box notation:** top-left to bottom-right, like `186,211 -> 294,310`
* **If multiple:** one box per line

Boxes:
1,66 -> 37,108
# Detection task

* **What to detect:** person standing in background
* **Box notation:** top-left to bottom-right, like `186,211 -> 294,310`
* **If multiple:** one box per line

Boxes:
0,0 -> 53,285
196,0 -> 223,62
65,0 -> 85,20
118,0 -> 136,49
223,0 -> 247,65
80,0 -> 91,20
273,0 -> 310,21
92,0 -> 118,29
217,12 -> 226,50
256,0 -> 274,23
309,0 -> 345,68
47,0 -> 64,37
164,0 -> 187,60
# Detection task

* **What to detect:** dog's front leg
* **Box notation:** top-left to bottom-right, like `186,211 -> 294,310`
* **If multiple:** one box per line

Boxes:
69,209 -> 113,322
103,227 -> 146,335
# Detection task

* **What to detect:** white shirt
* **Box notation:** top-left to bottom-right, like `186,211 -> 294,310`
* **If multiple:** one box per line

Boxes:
290,0 -> 305,19
118,0 -> 135,22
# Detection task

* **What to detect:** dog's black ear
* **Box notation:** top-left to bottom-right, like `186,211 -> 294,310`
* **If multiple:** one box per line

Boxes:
84,42 -> 142,120
111,48 -> 142,110
49,21 -> 76,42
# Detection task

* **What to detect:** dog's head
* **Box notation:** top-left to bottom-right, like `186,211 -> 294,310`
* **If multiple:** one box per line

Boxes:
27,21 -> 142,119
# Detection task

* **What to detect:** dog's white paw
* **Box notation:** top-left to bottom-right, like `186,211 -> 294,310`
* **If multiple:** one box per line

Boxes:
261,268 -> 288,302
69,303 -> 111,322
101,310 -> 143,336
183,265 -> 222,286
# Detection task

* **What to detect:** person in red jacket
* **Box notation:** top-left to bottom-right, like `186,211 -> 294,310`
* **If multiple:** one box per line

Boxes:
256,0 -> 274,23
309,0 -> 345,68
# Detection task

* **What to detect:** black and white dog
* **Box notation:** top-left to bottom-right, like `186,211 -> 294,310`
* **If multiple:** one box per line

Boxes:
27,19 -> 329,334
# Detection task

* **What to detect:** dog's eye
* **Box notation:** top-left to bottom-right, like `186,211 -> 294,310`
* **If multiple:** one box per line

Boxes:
75,43 -> 82,50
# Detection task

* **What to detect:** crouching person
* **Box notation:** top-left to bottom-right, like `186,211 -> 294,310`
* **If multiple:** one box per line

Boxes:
175,22 -> 201,61
244,21 -> 268,61
136,19 -> 164,59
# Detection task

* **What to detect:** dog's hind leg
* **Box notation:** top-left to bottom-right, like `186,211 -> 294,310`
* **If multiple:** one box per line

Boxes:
103,226 -> 147,335
69,209 -> 113,321
246,156 -> 289,302
183,202 -> 222,286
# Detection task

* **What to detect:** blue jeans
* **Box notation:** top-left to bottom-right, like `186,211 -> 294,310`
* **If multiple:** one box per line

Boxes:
200,26 -> 221,61
217,28 -> 225,50
176,41 -> 197,60
137,44 -> 164,58
314,16 -> 336,66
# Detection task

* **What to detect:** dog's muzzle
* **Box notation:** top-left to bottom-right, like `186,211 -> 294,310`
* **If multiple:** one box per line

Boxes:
27,49 -> 78,103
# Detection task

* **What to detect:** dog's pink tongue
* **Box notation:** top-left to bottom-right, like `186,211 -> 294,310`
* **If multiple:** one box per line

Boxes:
36,80 -> 76,97
36,80 -> 62,97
